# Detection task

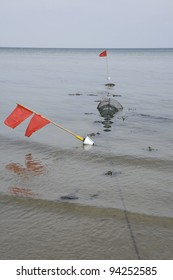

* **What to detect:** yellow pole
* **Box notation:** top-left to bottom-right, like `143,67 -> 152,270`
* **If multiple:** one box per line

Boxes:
17,103 -> 84,142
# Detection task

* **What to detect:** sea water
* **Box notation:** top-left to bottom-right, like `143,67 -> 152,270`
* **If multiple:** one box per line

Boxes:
0,48 -> 173,259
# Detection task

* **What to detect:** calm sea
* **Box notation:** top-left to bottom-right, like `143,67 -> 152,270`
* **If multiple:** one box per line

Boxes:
0,48 -> 173,259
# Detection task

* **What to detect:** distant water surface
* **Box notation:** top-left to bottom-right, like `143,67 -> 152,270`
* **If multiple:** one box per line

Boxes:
0,48 -> 173,259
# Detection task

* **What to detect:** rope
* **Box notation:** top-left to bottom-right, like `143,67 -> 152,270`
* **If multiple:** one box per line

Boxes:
116,177 -> 141,260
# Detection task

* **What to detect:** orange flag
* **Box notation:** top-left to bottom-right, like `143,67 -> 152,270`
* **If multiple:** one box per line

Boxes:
25,114 -> 50,137
4,104 -> 33,128
99,50 -> 107,57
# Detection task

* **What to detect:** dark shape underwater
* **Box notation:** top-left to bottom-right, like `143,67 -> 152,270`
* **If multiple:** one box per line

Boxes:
97,98 -> 123,132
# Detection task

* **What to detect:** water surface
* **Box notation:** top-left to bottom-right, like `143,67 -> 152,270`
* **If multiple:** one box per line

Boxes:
0,48 -> 173,259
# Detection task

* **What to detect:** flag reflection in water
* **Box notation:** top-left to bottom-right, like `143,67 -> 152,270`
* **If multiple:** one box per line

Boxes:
9,187 -> 38,197
6,153 -> 46,197
6,153 -> 46,176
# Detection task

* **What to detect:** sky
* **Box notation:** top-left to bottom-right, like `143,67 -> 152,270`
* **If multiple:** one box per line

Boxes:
0,0 -> 173,48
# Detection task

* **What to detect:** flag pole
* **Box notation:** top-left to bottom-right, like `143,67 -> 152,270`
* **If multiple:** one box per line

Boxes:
106,51 -> 110,81
17,104 -> 94,145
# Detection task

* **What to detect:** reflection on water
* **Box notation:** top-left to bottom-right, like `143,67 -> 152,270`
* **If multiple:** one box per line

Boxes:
101,116 -> 114,132
6,153 -> 46,176
6,153 -> 44,198
9,187 -> 38,198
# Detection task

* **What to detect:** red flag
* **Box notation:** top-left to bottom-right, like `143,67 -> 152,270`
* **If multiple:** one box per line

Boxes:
99,50 -> 107,57
4,104 -> 33,128
25,114 -> 50,137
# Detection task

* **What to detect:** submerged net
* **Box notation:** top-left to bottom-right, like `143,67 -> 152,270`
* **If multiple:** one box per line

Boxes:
97,98 -> 123,117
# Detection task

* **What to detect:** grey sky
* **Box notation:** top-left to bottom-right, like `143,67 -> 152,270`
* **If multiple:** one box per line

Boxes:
0,0 -> 173,48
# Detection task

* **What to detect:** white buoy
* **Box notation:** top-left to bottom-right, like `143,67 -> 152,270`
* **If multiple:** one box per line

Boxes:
83,136 -> 94,145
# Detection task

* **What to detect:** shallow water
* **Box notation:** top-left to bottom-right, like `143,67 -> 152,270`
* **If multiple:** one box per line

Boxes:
0,48 -> 173,259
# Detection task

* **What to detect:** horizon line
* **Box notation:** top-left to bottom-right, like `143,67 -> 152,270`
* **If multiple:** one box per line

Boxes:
0,46 -> 173,50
